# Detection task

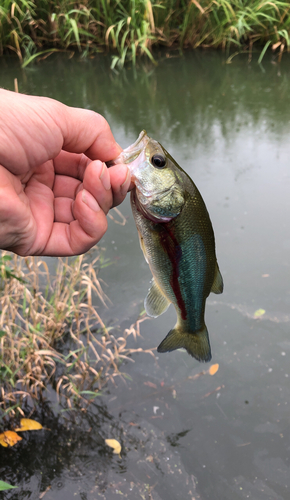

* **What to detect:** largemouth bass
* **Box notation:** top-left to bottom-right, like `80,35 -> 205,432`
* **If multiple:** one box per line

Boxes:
109,131 -> 223,362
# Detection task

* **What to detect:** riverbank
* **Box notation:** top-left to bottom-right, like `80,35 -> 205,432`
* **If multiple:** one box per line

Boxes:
0,249 -> 151,425
0,0 -> 289,68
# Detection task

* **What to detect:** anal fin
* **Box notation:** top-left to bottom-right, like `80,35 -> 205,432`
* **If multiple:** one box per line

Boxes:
211,262 -> 224,294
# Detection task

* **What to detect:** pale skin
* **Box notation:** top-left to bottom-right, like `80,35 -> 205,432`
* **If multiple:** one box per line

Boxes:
0,89 -> 132,256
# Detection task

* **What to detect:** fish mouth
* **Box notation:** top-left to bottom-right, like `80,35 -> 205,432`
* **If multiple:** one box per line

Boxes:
107,130 -> 150,167
122,130 -> 149,164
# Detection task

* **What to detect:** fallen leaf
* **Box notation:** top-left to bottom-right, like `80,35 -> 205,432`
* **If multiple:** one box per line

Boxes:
15,418 -> 43,432
105,438 -> 121,457
0,431 -> 22,447
254,309 -> 266,318
144,381 -> 157,389
188,370 -> 206,380
39,485 -> 51,498
0,435 -> 8,447
202,384 -> 225,399
209,363 -> 219,376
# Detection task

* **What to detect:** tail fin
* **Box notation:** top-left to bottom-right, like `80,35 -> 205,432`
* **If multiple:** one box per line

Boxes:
157,325 -> 212,362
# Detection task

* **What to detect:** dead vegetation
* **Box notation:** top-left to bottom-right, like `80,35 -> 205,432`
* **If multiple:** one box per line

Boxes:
0,247 -> 153,423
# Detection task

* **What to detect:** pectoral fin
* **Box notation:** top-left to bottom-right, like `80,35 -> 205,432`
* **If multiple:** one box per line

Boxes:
157,324 -> 211,362
145,279 -> 170,318
211,263 -> 224,294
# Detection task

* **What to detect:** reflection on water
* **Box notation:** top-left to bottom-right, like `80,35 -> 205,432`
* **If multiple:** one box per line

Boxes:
1,51 -> 290,499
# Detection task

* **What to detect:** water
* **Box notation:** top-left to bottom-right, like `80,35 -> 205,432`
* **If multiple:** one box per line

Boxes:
1,50 -> 290,499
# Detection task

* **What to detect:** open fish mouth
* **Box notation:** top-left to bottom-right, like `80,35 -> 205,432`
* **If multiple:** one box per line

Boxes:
107,130 -> 150,167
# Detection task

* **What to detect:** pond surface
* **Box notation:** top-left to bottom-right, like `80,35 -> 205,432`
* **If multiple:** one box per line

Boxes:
1,50 -> 290,499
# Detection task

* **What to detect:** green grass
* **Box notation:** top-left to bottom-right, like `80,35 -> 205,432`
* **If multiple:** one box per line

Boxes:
0,1 -> 290,67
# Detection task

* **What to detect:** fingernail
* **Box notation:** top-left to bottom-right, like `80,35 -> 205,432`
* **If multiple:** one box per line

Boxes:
82,189 -> 101,212
120,168 -> 131,196
100,163 -> 111,191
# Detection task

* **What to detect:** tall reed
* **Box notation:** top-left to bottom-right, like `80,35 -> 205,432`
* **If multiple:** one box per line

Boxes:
0,1 -> 290,67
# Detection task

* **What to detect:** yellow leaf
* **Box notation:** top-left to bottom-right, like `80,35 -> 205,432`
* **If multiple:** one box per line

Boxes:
105,438 -> 121,457
0,431 -> 22,447
209,363 -> 219,376
15,418 -> 42,432
0,433 -> 8,447
254,309 -> 265,318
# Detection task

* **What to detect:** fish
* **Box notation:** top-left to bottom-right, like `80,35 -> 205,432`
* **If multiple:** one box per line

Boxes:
109,131 -> 223,362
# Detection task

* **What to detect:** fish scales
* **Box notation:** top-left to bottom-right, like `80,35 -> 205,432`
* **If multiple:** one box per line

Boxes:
109,131 -> 223,362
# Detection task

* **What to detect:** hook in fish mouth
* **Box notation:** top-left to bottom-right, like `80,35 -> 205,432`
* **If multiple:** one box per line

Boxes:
106,130 -> 150,167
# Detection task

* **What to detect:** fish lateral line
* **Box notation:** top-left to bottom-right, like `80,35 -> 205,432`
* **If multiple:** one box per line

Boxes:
159,222 -> 187,321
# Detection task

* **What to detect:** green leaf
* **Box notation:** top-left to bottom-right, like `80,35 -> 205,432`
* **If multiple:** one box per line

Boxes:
69,18 -> 81,50
0,480 -> 17,491
21,49 -> 60,68
80,390 -> 101,399
258,40 -> 271,64
111,55 -> 120,70
0,256 -> 12,262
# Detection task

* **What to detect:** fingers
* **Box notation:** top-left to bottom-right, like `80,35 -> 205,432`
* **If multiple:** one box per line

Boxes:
108,164 -> 131,207
53,160 -> 131,215
0,160 -> 131,257
54,160 -> 115,218
53,150 -> 90,179
0,166 -> 36,252
42,198 -> 108,256
0,90 -> 122,175
53,175 -> 81,199
54,197 -> 74,223
43,161 -> 131,256
82,161 -> 113,214
53,151 -> 133,200
0,90 -> 132,258
59,106 -> 122,162
83,161 -> 131,210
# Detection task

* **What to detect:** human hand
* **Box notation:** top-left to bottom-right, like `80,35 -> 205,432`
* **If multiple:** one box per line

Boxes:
0,89 -> 131,256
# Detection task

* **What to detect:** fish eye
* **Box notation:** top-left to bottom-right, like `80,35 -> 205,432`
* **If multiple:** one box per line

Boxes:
151,154 -> 166,169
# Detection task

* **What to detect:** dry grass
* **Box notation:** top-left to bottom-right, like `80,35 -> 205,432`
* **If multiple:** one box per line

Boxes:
0,248 -> 153,423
